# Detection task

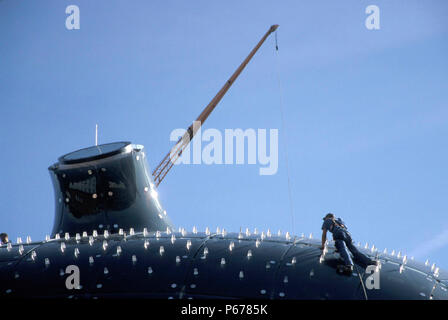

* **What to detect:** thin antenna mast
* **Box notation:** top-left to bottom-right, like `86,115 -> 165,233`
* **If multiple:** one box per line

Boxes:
95,124 -> 98,146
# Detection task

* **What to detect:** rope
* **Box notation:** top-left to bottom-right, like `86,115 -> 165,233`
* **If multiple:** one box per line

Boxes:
273,31 -> 295,235
354,264 -> 369,300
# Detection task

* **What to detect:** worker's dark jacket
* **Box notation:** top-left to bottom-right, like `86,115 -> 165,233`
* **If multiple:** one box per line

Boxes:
321,218 -> 349,240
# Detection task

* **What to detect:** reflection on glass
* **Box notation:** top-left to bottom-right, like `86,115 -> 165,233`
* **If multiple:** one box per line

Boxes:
57,156 -> 137,218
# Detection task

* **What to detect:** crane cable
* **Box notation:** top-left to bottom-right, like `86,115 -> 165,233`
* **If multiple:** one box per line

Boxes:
354,264 -> 369,300
273,31 -> 295,235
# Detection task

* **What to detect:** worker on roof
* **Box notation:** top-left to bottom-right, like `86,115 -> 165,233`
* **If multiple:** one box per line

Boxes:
0,233 -> 9,245
321,213 -> 377,273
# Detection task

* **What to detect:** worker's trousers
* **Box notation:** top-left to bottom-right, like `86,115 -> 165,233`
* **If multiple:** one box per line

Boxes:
334,230 -> 372,267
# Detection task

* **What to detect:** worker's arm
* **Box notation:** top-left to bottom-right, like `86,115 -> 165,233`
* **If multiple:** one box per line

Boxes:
321,229 -> 327,250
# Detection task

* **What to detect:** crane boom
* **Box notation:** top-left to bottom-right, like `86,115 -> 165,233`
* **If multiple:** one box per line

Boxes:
152,24 -> 279,187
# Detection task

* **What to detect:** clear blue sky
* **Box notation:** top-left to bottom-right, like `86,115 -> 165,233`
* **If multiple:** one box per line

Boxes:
1,1 -> 447,269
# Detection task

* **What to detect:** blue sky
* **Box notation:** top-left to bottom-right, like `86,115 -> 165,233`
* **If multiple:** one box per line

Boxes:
1,1 -> 447,269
